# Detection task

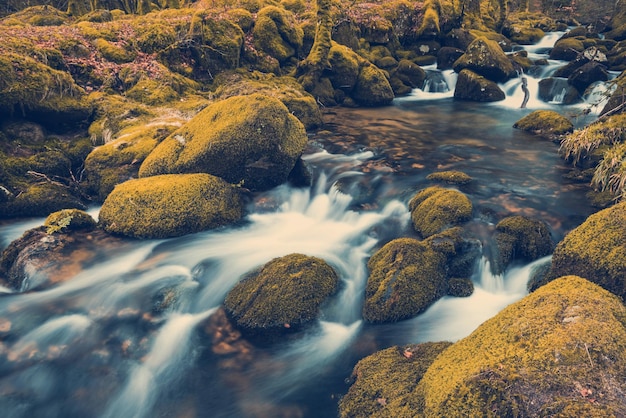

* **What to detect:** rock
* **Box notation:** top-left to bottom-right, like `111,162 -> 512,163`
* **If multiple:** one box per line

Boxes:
392,59 -> 427,89
424,227 -> 482,280
339,342 -> 453,417
549,37 -> 585,61
513,110 -> 574,136
600,71 -> 626,116
543,202 -> 626,298
327,43 -> 361,91
607,41 -> 626,72
0,183 -> 86,219
352,64 -> 395,107
492,216 -> 554,275
538,78 -> 580,105
568,61 -> 609,94
416,276 -> 626,417
363,238 -> 447,323
426,171 -> 472,185
453,37 -> 516,83
252,6 -> 303,64
139,94 -> 308,191
437,46 -> 464,70
44,209 -> 97,234
446,278 -> 474,297
409,186 -> 473,238
453,69 -> 505,102
98,173 -> 244,239
223,254 -> 339,339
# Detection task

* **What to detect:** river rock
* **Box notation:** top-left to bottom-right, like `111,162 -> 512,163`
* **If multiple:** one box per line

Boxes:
601,71 -> 626,116
223,254 -> 339,340
453,37 -> 516,83
352,64 -> 395,107
549,37 -> 585,61
252,6 -> 303,64
538,78 -> 580,104
453,69 -> 505,102
492,216 -> 554,275
568,61 -> 609,94
513,110 -> 574,137
541,202 -> 626,297
409,186 -> 473,238
339,342 -> 453,417
363,238 -> 447,323
139,94 -> 308,191
99,173 -> 244,239
437,46 -> 464,70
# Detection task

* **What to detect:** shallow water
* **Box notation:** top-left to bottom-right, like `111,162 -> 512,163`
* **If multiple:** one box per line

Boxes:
0,33 -> 607,418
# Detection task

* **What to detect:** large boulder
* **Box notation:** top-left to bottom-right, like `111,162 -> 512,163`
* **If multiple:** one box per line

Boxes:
453,69 -> 505,102
513,110 -> 574,137
452,37 -> 516,83
409,186 -> 473,238
492,215 -> 554,275
223,253 -> 339,339
538,78 -> 581,104
139,94 -> 308,191
98,173 -> 244,239
550,37 -> 585,61
415,276 -> 626,416
252,6 -> 303,64
568,61 -> 609,94
543,202 -> 626,298
352,64 -> 395,107
363,238 -> 447,323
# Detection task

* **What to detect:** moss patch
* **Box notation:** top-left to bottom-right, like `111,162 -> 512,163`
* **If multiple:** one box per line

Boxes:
98,173 -> 244,239
426,171 -> 472,185
409,186 -> 473,238
514,110 -> 574,137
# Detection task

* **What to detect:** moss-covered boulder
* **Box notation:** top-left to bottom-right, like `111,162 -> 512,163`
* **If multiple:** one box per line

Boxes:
550,37 -> 585,61
453,37 -> 516,83
492,216 -> 554,275
139,94 -> 308,191
453,69 -> 505,102
44,209 -> 97,234
327,43 -> 361,92
390,59 -> 427,91
339,342 -> 453,417
252,6 -> 304,64
424,227 -> 482,282
0,183 -> 86,219
415,276 -> 626,417
363,238 -> 447,323
437,46 -> 464,70
352,64 -> 395,107
544,202 -> 626,298
0,53 -> 93,129
513,110 -> 574,137
223,253 -> 339,339
98,173 -> 244,239
409,186 -> 473,238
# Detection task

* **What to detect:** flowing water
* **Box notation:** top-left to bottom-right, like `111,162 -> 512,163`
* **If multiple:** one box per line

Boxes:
0,33 -> 612,417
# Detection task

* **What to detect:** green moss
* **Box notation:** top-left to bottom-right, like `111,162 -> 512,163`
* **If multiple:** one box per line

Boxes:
363,238 -> 447,323
126,78 -> 179,105
98,173 -> 244,239
9,6 -> 68,26
0,183 -> 86,219
139,93 -> 308,191
44,209 -> 96,234
453,37 -> 515,83
352,64 -> 394,107
95,38 -> 136,64
513,110 -> 574,137
135,22 -> 176,54
546,202 -> 626,298
415,276 -> 626,417
339,342 -> 453,418
493,216 -> 554,275
409,186 -> 473,238
327,43 -> 360,90
252,6 -> 304,64
223,253 -> 338,337
417,0 -> 441,38
426,171 -> 472,185
226,8 -> 255,32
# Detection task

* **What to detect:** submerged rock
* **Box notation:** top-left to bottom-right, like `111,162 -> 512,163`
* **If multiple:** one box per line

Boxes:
543,202 -> 626,298
409,186 -> 473,238
513,110 -> 574,137
223,254 -> 339,340
99,173 -> 244,239
139,94 -> 308,191
363,238 -> 447,323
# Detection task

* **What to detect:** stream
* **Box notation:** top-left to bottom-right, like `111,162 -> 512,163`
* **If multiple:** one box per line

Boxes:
0,32 -> 614,417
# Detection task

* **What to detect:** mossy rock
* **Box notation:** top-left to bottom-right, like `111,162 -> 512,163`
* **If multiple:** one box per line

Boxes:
125,78 -> 179,105
98,173 -> 244,239
44,209 -> 96,234
544,202 -> 626,299
492,216 -> 554,275
607,41 -> 626,72
223,253 -> 339,338
415,276 -> 626,417
135,22 -> 177,54
226,8 -> 255,32
424,227 -> 482,280
409,186 -> 473,238
252,6 -> 303,64
212,70 -> 322,130
0,53 -> 93,129
513,110 -> 574,137
139,94 -> 308,191
550,37 -> 585,61
426,171 -> 472,185
453,69 -> 505,102
437,46 -> 465,70
446,277 -> 474,297
392,59 -> 426,89
363,238 -> 447,323
9,5 -> 68,26
327,43 -> 360,91
352,64 -> 394,107
453,37 -> 516,83
339,342 -> 453,417
95,38 -> 136,64
0,183 -> 86,219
